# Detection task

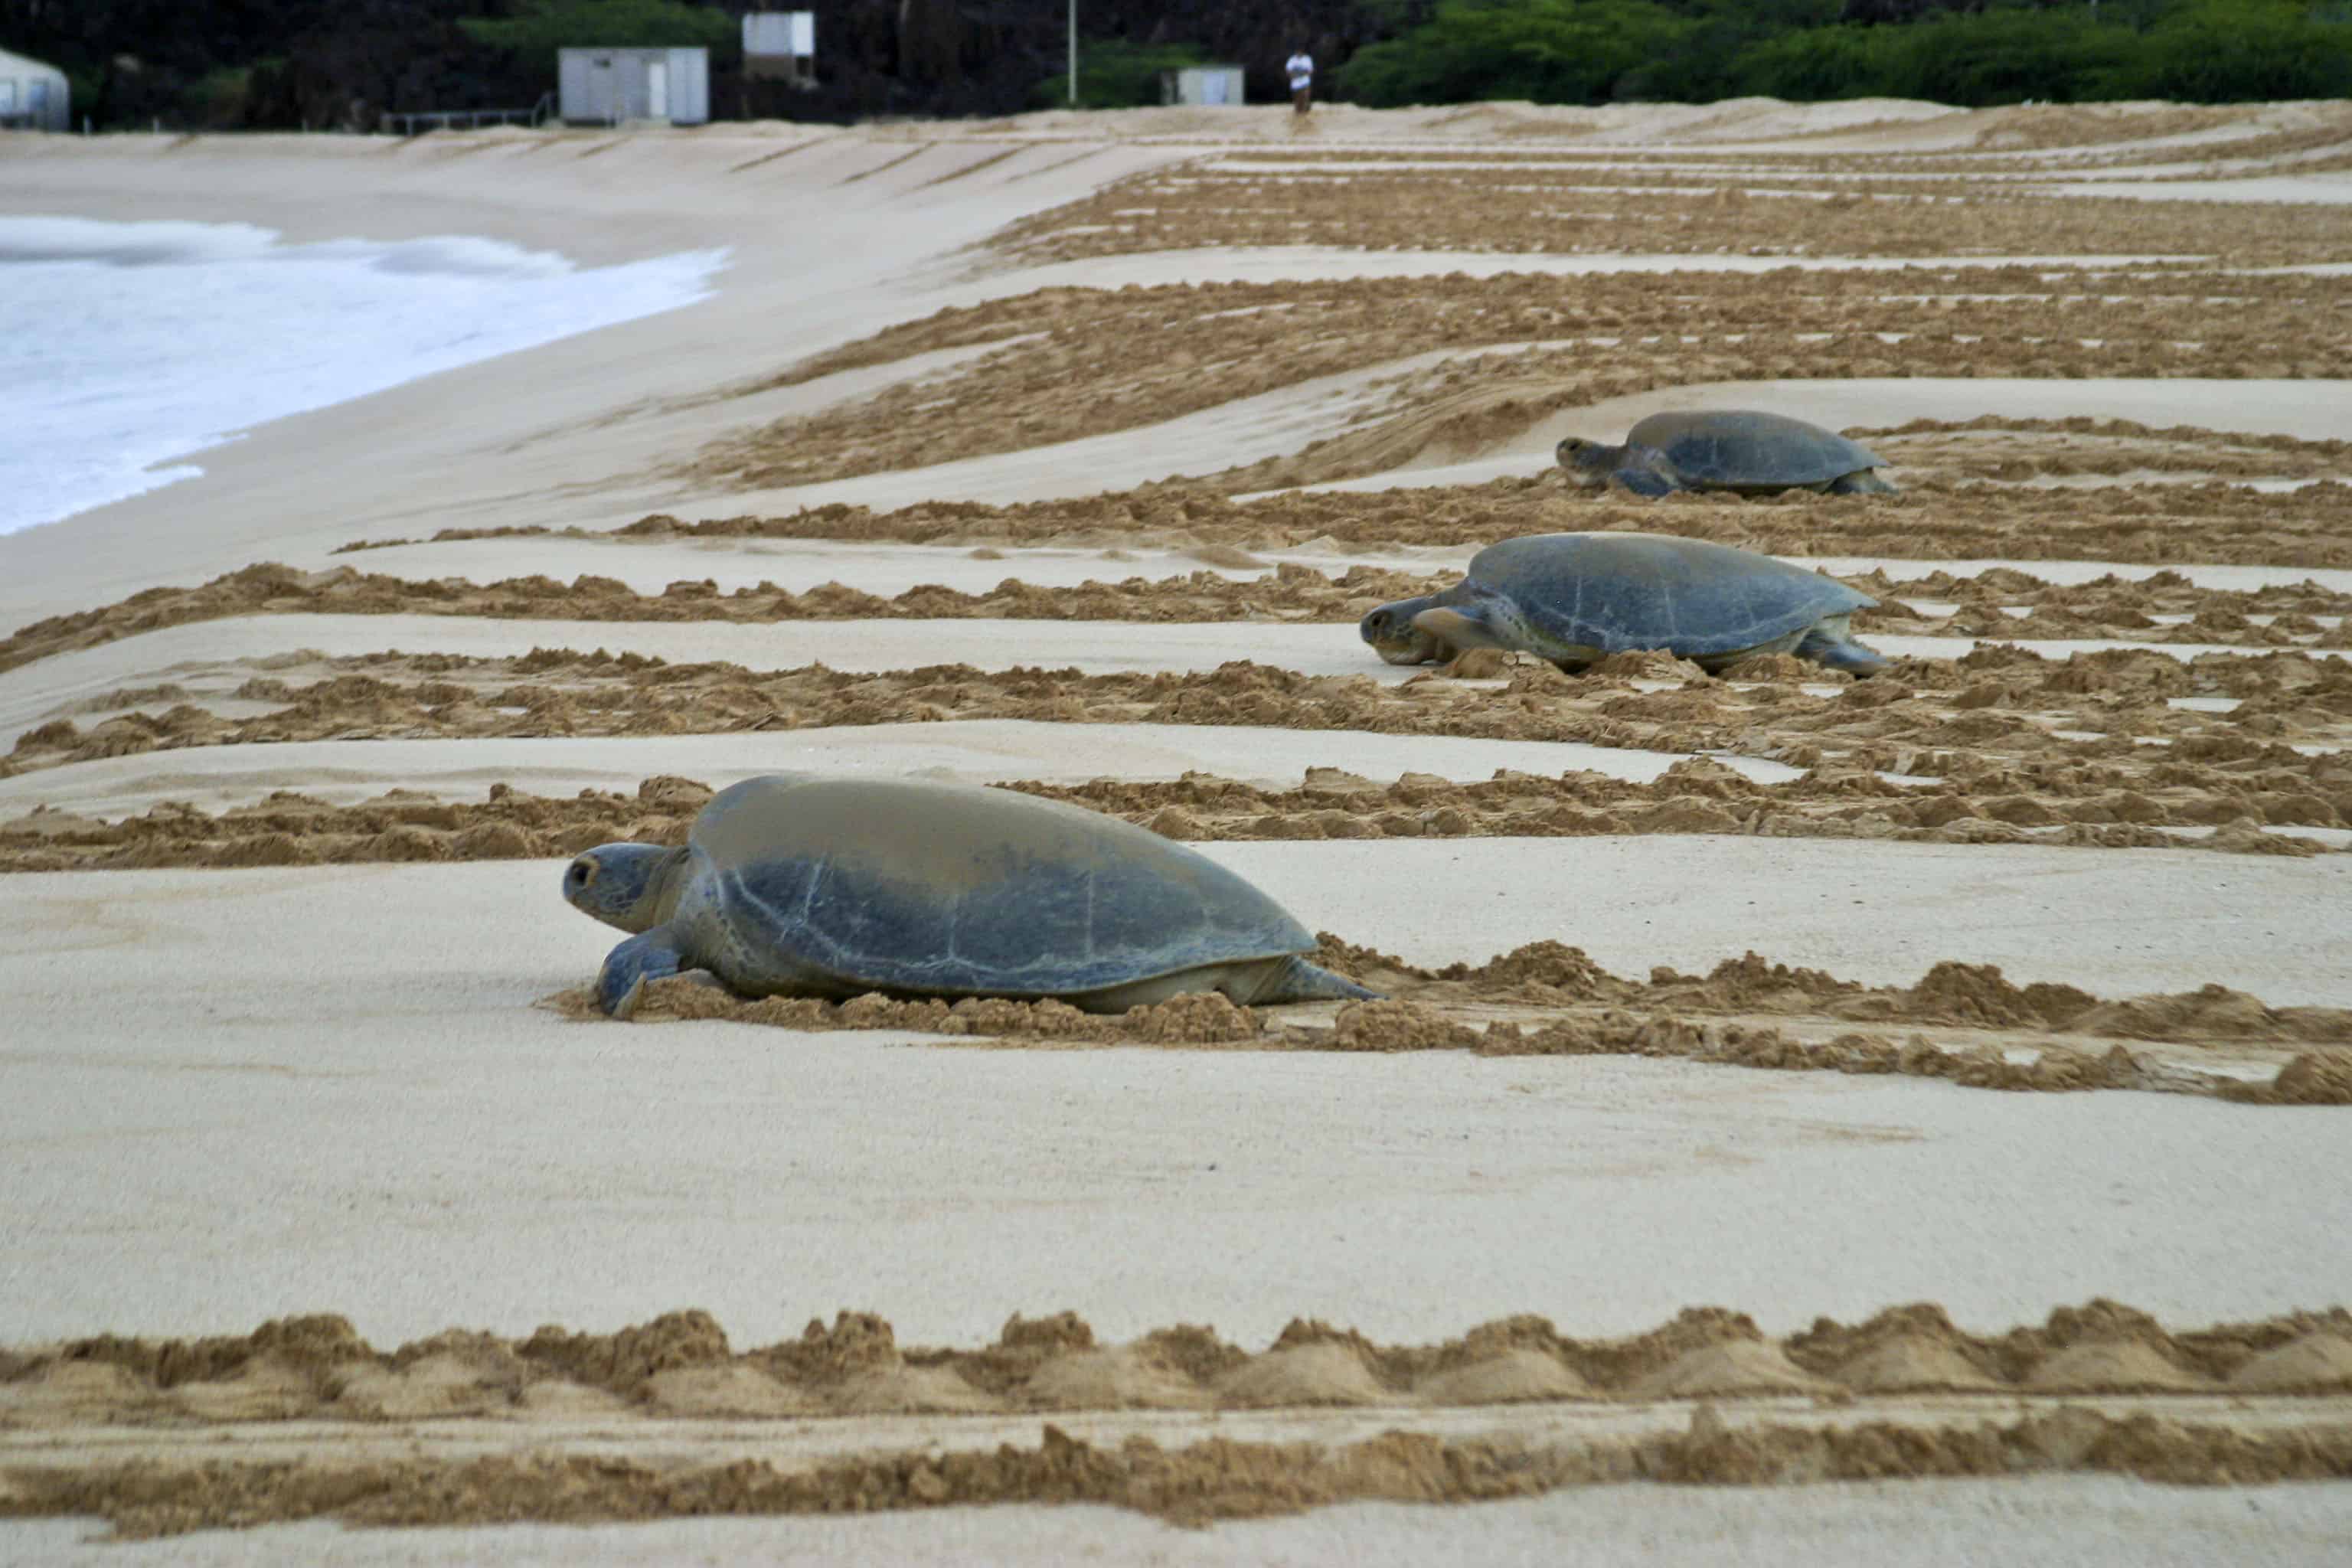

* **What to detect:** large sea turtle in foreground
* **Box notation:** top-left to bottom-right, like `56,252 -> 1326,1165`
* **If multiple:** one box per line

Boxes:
564,774 -> 1377,1018
1359,532 -> 1888,676
1557,409 -> 1896,496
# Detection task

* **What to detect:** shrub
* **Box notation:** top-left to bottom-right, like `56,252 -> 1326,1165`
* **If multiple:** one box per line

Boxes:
459,0 -> 740,69
2102,0 -> 2352,100
1344,0 -> 2352,107
1338,0 -> 1701,106
1028,41 -> 1216,109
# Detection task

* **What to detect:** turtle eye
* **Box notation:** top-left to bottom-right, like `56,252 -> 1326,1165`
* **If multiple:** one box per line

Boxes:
567,860 -> 594,890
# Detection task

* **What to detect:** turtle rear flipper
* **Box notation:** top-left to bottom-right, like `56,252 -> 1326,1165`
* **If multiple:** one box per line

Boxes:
598,928 -> 691,1018
1795,626 -> 1889,677
1253,956 -> 1381,1004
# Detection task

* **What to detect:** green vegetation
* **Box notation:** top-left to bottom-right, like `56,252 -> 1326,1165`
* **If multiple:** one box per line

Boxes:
459,0 -> 740,68
13,0 -> 2345,132
1337,0 -> 2352,106
1028,40 -> 1217,109
194,65 -> 257,128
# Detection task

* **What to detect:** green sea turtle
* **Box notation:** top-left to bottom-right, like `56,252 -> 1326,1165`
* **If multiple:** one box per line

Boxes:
1557,409 -> 1896,497
564,773 -> 1378,1018
1359,532 -> 1888,676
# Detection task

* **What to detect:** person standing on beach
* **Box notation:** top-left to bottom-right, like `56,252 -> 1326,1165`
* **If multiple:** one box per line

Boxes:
1286,48 -> 1315,115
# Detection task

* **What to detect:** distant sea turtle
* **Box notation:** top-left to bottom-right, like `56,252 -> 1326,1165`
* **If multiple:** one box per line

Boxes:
564,774 -> 1378,1018
1557,410 -> 1896,497
1358,532 -> 1888,676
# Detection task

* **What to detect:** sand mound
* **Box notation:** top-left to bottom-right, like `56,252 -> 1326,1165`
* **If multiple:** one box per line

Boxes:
1415,1348 -> 1599,1405
2025,1341 -> 2211,1394
1024,1347 -> 1216,1411
829,1364 -> 1004,1416
1629,1341 -> 1837,1400
330,1352 -> 521,1420
1214,1343 -> 1395,1409
2227,1334 -> 2352,1394
1830,1336 -> 2007,1394
642,1364 -> 821,1418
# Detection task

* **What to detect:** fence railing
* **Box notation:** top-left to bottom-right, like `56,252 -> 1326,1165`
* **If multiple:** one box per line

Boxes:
384,92 -> 555,137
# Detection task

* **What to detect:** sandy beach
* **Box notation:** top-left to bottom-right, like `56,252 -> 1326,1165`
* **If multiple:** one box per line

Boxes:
5,97 -> 2352,1558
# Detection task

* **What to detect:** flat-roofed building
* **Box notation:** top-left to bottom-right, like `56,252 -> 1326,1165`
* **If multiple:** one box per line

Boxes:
0,47 -> 70,132
558,47 -> 710,126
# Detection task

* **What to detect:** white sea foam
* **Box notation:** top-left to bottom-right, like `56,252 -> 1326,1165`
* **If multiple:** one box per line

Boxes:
0,217 -> 727,535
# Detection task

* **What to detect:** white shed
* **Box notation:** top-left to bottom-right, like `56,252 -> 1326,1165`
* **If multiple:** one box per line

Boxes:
1159,66 -> 1245,108
559,47 -> 710,126
0,47 -> 70,132
744,11 -> 816,87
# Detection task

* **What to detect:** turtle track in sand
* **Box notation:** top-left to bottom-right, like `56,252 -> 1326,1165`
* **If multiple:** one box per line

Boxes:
990,158 -> 2352,267
15,770 -> 2345,1101
11,442 -> 2352,677
344,452 -> 2352,568
557,957 -> 2352,1107
1195,103 -> 2352,166
9,627 -> 2349,860
8,1302 -> 2352,1535
668,270 -> 2349,493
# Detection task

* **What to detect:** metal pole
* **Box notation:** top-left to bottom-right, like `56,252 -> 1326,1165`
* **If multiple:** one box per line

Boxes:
1067,0 -> 1076,106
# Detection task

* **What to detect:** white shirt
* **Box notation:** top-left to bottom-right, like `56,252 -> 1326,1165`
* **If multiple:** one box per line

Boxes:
1286,54 -> 1314,90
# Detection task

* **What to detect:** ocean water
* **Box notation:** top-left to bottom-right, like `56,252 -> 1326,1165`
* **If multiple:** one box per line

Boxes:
0,216 -> 727,536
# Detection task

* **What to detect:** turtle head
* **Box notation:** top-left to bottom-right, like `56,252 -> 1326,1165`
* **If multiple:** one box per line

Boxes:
563,843 -> 688,934
1359,595 -> 1445,665
1555,436 -> 1617,487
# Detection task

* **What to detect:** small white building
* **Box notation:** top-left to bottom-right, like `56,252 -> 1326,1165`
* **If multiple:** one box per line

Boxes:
559,47 -> 710,126
743,11 -> 816,87
0,47 -> 70,132
1159,66 -> 1245,108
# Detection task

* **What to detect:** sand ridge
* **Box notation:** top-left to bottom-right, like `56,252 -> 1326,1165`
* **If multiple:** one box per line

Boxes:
8,1304 -> 2352,1537
8,1298 -> 2352,1423
663,269 -> 2348,494
12,1407 -> 2352,1538
14,496 -> 2352,685
335,460 -> 2352,570
11,619 -> 2350,861
991,162 -> 2352,267
550,942 -> 2352,1106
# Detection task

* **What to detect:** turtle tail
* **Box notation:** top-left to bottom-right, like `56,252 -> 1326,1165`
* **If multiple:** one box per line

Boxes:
1254,956 -> 1383,1005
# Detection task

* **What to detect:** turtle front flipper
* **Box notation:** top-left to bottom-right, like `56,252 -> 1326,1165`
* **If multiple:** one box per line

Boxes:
1412,595 -> 1524,653
1610,449 -> 1682,497
1420,594 -> 1599,672
597,927 -> 691,1018
1829,470 -> 1896,495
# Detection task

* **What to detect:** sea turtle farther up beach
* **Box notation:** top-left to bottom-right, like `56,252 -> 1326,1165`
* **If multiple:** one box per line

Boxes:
564,773 -> 1378,1018
1557,409 -> 1896,497
1358,532 -> 1888,676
